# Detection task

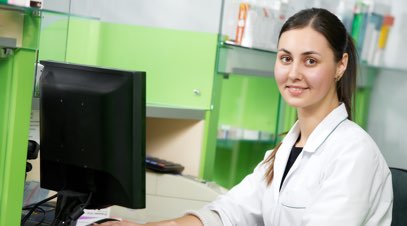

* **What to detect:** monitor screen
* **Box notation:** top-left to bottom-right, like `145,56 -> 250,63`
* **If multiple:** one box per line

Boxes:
39,60 -> 146,223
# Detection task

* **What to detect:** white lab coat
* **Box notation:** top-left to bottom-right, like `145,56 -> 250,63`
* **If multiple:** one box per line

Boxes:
206,103 -> 393,226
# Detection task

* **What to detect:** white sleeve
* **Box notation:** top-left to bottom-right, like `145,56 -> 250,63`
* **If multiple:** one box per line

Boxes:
185,209 -> 223,226
204,151 -> 271,226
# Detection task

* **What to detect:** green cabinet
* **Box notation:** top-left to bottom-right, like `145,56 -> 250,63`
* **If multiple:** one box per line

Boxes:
39,18 -> 219,111
0,4 -> 40,226
96,24 -> 218,110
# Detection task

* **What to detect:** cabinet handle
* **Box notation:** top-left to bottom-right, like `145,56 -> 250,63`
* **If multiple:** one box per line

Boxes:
193,89 -> 201,96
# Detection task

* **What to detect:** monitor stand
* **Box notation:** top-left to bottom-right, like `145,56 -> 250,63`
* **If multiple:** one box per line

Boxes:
51,190 -> 91,226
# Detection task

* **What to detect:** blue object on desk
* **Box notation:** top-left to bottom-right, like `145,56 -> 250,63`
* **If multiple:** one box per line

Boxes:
146,156 -> 185,174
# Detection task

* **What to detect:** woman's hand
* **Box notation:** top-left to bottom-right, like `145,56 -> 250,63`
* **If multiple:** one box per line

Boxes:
94,215 -> 202,226
95,220 -> 144,226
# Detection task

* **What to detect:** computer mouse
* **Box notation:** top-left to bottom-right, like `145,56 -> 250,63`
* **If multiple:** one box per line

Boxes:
87,218 -> 120,225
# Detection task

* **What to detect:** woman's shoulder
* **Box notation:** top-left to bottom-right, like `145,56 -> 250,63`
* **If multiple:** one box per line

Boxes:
324,119 -> 391,179
327,119 -> 385,164
336,119 -> 375,144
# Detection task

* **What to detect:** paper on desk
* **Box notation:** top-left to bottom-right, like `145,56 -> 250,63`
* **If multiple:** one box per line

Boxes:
76,208 -> 120,226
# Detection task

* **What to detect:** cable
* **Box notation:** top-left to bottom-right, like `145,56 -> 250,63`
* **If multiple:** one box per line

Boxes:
33,206 -> 46,226
21,194 -> 58,225
68,192 -> 93,222
51,192 -> 94,225
82,192 -> 93,209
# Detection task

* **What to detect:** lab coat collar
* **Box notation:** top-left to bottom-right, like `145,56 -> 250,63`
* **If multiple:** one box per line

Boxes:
279,103 -> 348,154
302,103 -> 348,153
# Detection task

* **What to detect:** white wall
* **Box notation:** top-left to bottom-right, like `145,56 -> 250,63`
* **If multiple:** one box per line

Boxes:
368,71 -> 407,169
43,0 -> 222,33
366,1 -> 407,169
382,1 -> 407,69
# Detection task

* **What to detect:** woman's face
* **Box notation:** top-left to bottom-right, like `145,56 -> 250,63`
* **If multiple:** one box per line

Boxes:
274,26 -> 347,112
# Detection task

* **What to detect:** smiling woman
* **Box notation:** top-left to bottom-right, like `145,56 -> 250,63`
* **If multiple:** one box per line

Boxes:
274,26 -> 349,146
275,28 -> 343,106
96,8 -> 393,226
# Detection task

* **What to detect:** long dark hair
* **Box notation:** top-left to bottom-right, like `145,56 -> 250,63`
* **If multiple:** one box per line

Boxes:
264,8 -> 358,185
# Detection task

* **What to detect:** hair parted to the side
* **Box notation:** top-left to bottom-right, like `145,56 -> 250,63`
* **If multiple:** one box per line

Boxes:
263,8 -> 358,186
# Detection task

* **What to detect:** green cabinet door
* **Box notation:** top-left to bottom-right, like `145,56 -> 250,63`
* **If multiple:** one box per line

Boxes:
0,5 -> 40,226
0,49 -> 36,226
62,21 -> 218,110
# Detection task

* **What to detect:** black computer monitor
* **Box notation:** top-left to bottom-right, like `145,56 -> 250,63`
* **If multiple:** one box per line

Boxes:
39,60 -> 146,224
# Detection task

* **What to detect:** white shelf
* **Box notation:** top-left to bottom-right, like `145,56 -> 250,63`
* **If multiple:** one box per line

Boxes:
217,42 -> 277,77
32,98 -> 206,120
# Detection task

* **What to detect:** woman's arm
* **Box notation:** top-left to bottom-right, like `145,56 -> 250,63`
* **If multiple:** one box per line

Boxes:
95,215 -> 203,226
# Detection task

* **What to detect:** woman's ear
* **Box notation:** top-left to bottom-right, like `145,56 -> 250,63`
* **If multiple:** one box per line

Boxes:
335,53 -> 348,81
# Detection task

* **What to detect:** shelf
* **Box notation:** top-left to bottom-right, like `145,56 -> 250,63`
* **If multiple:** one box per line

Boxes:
0,3 -> 99,19
0,3 -> 41,15
0,37 -> 17,48
0,2 -> 99,53
0,4 -> 38,51
217,41 -> 277,77
217,138 -> 274,145
32,98 -> 206,120
361,62 -> 407,74
358,62 -> 407,88
146,104 -> 206,120
216,41 -> 407,88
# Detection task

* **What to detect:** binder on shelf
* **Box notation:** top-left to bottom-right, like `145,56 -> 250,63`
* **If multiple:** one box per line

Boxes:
235,3 -> 249,45
372,14 -> 394,66
232,2 -> 284,52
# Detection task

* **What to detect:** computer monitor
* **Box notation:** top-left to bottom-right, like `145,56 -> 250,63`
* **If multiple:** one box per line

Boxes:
39,60 -> 146,224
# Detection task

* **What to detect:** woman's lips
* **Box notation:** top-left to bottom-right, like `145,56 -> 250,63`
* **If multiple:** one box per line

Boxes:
286,85 -> 308,96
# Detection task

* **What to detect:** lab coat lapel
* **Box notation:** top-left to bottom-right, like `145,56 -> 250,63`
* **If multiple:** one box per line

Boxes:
273,122 -> 301,199
303,103 -> 348,154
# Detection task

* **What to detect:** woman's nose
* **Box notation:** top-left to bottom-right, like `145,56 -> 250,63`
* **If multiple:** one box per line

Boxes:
287,62 -> 303,81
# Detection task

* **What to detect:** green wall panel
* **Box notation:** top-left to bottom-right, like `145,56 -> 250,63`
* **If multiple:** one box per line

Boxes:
354,87 -> 371,129
214,140 -> 274,189
65,18 -> 101,65
38,16 -> 70,62
200,74 -> 223,179
212,74 -> 281,188
218,74 -> 280,132
39,17 -> 101,64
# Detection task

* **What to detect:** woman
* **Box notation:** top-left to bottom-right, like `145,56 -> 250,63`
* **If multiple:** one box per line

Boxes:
98,8 -> 393,226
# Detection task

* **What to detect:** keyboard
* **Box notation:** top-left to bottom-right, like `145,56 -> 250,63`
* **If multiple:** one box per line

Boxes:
145,156 -> 185,174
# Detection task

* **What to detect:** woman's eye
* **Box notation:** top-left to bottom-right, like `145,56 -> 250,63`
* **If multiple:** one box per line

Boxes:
305,58 -> 317,65
280,56 -> 292,64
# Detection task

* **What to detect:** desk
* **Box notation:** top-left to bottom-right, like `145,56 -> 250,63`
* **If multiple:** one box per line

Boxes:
22,172 -> 227,225
111,171 -> 227,222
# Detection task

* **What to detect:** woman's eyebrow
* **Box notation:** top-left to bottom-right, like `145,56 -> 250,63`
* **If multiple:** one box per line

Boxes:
302,51 -> 321,57
278,48 -> 291,54
278,48 -> 322,57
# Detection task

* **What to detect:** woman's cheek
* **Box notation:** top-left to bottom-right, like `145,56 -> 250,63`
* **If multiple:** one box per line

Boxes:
306,68 -> 335,92
274,65 -> 287,87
